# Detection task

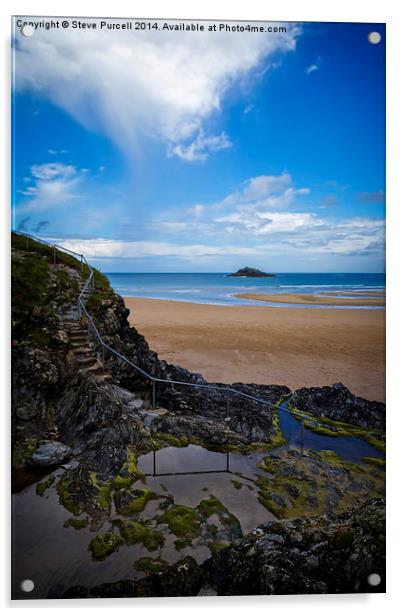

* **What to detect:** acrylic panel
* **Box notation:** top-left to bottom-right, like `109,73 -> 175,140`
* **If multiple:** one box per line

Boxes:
11,16 -> 385,600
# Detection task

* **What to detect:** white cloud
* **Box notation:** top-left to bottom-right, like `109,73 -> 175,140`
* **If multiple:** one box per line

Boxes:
155,172 -> 384,257
216,172 -> 310,212
305,64 -> 319,75
53,238 -> 261,260
14,22 -> 300,159
215,211 -> 319,235
18,162 -> 82,212
305,56 -> 323,75
243,104 -> 255,114
168,130 -> 232,161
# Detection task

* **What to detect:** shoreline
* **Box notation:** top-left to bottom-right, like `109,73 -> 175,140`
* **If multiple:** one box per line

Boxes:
234,292 -> 385,307
124,297 -> 385,402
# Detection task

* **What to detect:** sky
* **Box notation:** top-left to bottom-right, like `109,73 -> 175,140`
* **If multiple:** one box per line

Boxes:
12,19 -> 385,273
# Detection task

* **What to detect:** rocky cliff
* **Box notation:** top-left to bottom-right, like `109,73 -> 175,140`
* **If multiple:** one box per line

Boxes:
11,233 -> 288,475
11,233 -> 386,598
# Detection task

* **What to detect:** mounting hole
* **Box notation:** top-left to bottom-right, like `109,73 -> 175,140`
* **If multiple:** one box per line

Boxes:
368,31 -> 381,45
20,579 -> 35,593
21,24 -> 34,37
367,573 -> 381,587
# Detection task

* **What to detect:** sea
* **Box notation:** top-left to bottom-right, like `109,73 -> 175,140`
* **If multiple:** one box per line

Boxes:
105,272 -> 385,309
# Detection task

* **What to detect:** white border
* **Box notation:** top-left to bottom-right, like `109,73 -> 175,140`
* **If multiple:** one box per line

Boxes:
1,0 -> 401,614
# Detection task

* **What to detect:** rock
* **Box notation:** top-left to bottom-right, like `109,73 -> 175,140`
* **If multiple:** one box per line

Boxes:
16,405 -> 37,421
32,440 -> 72,467
292,383 -> 385,431
202,498 -> 385,595
56,376 -> 152,476
64,499 -> 385,597
227,267 -> 276,278
152,414 -> 250,449
64,556 -> 204,598
54,329 -> 69,344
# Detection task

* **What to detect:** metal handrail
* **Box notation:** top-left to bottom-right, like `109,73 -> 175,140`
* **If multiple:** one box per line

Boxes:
77,281 -> 308,420
14,230 -> 313,450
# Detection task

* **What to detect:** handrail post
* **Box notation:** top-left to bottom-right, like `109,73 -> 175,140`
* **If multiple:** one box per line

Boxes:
300,419 -> 304,456
226,395 -> 230,420
151,379 -> 156,410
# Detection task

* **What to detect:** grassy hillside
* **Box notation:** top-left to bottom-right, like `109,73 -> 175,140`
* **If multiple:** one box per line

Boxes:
11,232 -> 110,347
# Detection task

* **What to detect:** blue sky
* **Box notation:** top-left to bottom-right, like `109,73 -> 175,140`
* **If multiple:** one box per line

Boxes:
12,20 -> 385,272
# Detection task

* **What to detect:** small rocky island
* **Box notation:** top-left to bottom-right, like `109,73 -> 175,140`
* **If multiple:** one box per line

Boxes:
227,267 -> 276,278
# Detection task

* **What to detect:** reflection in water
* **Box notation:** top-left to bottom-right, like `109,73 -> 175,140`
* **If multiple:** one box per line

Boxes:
12,406 -> 384,599
12,445 -> 272,600
138,446 -> 231,476
278,401 -> 384,462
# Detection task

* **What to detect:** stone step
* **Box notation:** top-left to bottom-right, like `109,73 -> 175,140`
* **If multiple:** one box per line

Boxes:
94,373 -> 113,383
71,343 -> 93,352
63,315 -> 78,323
70,338 -> 88,345
79,361 -> 104,376
75,355 -> 96,366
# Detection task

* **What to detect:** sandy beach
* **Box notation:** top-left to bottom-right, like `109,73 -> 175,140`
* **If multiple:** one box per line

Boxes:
235,293 -> 385,306
124,297 -> 385,402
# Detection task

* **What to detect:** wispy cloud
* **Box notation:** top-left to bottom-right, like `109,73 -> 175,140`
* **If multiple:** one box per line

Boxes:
305,56 -> 323,75
53,238 -> 261,260
243,104 -> 255,114
18,162 -> 83,212
48,149 -> 69,155
357,191 -> 385,204
14,23 -> 300,160
167,131 -> 232,162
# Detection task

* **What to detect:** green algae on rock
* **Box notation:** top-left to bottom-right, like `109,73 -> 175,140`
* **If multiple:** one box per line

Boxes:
255,448 -> 385,519
63,517 -> 89,530
114,519 -> 164,551
158,504 -> 201,541
35,475 -> 55,496
133,556 -> 169,575
113,487 -> 158,515
89,530 -> 123,560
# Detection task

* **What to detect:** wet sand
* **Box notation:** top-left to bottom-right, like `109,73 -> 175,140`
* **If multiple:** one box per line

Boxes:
235,293 -> 385,306
323,291 -> 385,298
124,298 -> 385,402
